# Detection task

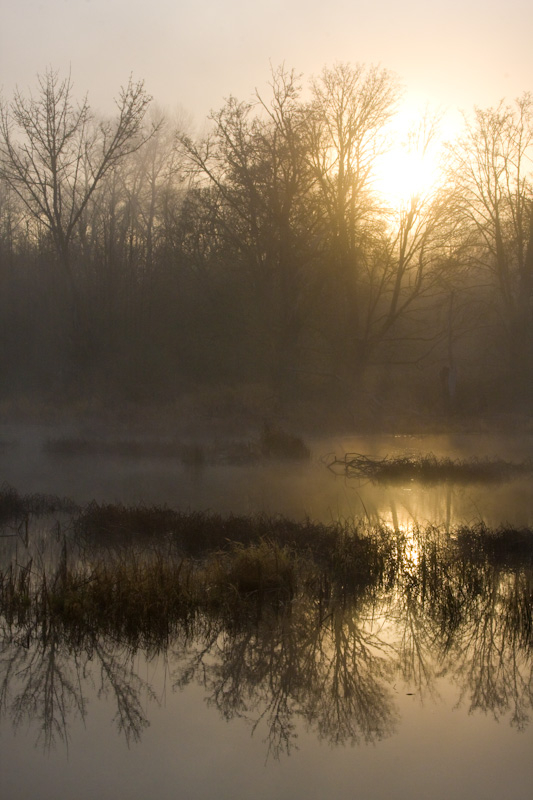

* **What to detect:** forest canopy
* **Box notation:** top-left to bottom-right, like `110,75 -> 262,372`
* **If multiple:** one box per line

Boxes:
1,65 -> 532,427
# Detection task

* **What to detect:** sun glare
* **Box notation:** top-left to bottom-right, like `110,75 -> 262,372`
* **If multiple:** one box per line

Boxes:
374,147 -> 439,208
373,105 -> 453,210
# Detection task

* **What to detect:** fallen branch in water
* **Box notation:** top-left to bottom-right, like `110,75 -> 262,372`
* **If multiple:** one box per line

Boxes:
325,452 -> 533,485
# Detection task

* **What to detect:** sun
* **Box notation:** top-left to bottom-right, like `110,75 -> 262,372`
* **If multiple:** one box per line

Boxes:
374,146 -> 439,208
372,104 -> 453,210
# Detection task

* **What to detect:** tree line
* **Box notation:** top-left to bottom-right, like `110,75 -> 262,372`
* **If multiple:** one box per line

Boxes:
1,65 -> 532,423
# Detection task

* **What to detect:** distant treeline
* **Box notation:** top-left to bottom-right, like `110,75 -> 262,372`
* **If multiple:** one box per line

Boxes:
1,65 -> 532,422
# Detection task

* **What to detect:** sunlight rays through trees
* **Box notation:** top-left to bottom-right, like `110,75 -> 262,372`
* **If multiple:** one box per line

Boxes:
1,65 -> 532,420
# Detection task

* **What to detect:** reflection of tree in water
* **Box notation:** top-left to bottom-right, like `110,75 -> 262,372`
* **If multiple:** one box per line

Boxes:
0,525 -> 532,756
92,639 -> 154,742
444,570 -> 533,729
173,600 -> 398,758
0,622 -> 86,751
391,527 -> 533,726
296,604 -> 397,747
0,621 -> 152,750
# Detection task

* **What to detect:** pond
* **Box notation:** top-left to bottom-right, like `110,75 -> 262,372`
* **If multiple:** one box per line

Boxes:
1,428 -> 533,799
2,428 -> 533,525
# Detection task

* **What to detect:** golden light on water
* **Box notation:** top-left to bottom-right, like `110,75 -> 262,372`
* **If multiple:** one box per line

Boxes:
382,511 -> 422,566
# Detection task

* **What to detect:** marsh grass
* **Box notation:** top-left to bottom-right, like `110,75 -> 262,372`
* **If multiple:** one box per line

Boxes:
0,537 -> 380,643
2,519 -> 532,639
0,504 -> 395,638
202,539 -> 297,600
3,521 -> 533,758
327,452 -> 533,484
0,553 -> 195,646
74,501 -> 392,605
1,481 -> 532,655
457,524 -> 533,568
73,501 -> 389,578
1,508 -> 533,676
0,542 -> 295,642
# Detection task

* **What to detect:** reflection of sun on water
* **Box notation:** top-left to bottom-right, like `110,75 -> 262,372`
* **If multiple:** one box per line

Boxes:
383,515 -> 421,566
402,527 -> 421,568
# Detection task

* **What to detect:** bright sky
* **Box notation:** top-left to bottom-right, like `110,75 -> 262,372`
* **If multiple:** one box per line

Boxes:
1,0 -> 532,133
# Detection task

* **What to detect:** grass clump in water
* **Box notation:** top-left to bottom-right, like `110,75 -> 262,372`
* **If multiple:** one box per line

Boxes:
2,512 -> 533,662
203,539 -> 297,602
259,424 -> 310,460
73,501 -> 389,586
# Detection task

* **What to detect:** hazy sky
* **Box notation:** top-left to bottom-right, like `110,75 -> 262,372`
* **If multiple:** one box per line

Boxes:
1,0 -> 532,130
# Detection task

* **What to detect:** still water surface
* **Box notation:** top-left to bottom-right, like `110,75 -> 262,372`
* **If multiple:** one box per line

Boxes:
2,429 -> 533,525
1,430 -> 533,799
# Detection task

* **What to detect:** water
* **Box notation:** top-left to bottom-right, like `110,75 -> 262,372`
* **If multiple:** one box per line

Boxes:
2,429 -> 533,525
1,428 -> 533,799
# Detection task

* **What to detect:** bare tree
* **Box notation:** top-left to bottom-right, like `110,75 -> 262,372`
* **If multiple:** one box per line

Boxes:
448,95 -> 533,393
0,68 -> 154,318
179,67 -> 318,394
305,63 -> 399,378
307,63 -> 400,232
306,68 -> 451,388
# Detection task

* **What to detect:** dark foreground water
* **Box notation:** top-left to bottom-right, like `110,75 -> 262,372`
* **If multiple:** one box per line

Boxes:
1,430 -> 532,799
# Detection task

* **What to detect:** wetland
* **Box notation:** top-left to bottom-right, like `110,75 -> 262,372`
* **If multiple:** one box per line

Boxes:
1,427 -> 533,800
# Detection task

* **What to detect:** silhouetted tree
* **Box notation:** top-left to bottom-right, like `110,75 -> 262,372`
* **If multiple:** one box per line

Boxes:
304,70 -> 454,414
180,68 -> 320,396
304,64 -> 398,374
448,94 -> 533,400
0,69 -> 154,341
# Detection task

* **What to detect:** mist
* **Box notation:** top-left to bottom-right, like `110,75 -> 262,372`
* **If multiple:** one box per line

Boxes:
1,66 -> 532,442
2,63 -> 533,800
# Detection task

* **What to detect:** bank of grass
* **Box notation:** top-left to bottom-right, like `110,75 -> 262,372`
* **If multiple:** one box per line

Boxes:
2,519 -> 532,644
0,530 -> 389,645
2,483 -> 533,646
328,452 -> 533,484
0,490 -> 392,635
73,500 -> 385,581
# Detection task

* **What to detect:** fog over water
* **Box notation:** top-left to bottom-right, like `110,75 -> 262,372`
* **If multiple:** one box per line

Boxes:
2,428 -> 533,525
2,2 -> 533,796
